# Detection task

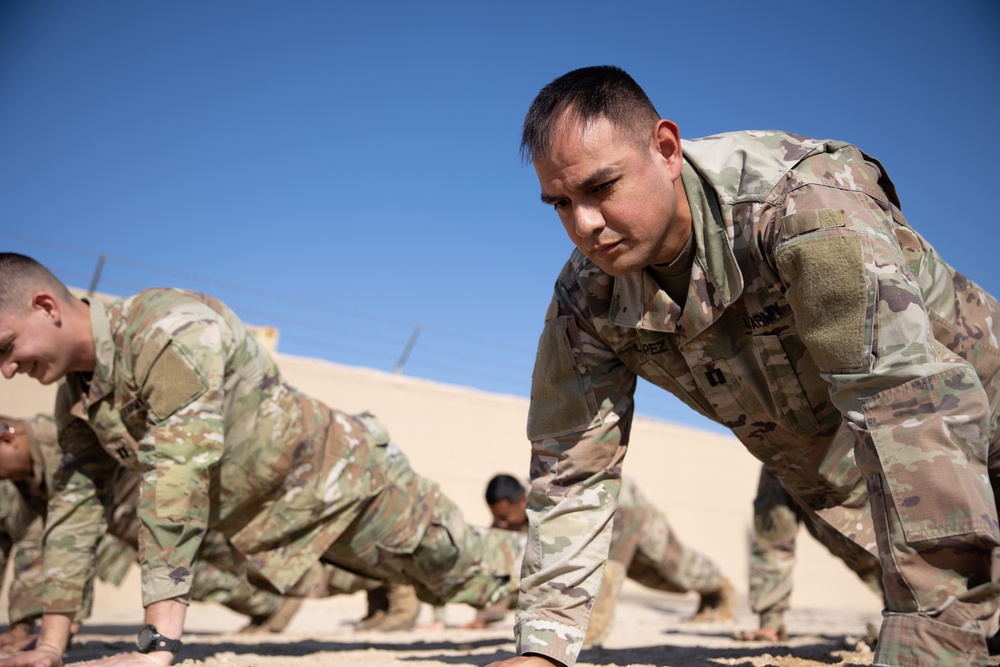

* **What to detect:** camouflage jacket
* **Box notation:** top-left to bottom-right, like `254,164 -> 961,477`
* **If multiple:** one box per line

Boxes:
0,414 -> 136,624
0,415 -> 58,624
518,131 -> 1000,665
47,289 -> 382,611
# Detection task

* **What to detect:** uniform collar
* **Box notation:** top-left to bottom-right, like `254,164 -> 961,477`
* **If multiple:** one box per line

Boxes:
84,297 -> 116,403
608,160 -> 743,341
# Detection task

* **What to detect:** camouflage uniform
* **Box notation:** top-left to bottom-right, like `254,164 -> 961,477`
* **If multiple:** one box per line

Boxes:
0,415 -> 286,628
1,491 -> 49,632
749,465 -> 883,632
45,289 -> 522,619
0,415 -> 128,630
472,474 -> 731,640
520,131 -> 1000,666
610,476 -> 727,596
319,413 -> 525,608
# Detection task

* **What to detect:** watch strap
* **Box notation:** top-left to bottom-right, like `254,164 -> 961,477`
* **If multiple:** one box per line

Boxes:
137,625 -> 182,654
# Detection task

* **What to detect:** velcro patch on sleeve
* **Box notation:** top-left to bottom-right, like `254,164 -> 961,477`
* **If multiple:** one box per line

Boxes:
527,317 -> 595,440
780,208 -> 846,240
777,235 -> 868,372
144,345 -> 206,420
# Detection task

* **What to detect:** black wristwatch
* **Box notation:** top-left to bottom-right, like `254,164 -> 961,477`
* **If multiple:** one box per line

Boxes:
136,625 -> 182,654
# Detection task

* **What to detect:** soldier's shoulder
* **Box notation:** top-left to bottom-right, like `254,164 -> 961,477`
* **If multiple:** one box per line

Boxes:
124,287 -> 220,318
117,288 -> 237,340
683,130 -> 842,203
683,130 -> 829,157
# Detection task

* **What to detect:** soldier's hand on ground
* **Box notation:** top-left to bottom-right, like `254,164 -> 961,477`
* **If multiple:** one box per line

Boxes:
732,626 -> 786,642
0,626 -> 36,654
0,646 -> 62,667
463,604 -> 507,630
485,657 -> 563,667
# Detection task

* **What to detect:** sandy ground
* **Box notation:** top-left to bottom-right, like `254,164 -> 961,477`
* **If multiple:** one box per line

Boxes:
30,580 -> 886,667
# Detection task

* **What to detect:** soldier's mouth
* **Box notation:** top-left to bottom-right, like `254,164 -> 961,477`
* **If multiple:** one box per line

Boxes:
592,241 -> 621,257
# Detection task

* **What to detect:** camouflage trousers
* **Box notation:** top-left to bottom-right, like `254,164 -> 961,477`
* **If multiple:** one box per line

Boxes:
286,560 -> 383,597
610,477 -> 725,595
321,440 -> 525,609
749,466 -> 884,630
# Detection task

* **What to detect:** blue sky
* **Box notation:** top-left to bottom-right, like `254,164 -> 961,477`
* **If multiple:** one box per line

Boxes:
1,1 -> 997,432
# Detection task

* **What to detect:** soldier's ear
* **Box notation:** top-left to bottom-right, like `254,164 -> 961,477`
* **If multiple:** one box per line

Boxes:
30,292 -> 62,325
653,119 -> 683,180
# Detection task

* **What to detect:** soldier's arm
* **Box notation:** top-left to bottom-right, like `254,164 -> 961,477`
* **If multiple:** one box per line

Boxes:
0,614 -> 71,667
746,467 -> 799,634
514,282 -> 635,667
129,316 -> 228,611
0,524 -> 39,654
1,481 -> 45,626
6,517 -> 46,641
1,432 -> 91,659
770,148 -> 995,526
769,147 -> 998,649
40,394 -> 113,622
0,485 -> 18,619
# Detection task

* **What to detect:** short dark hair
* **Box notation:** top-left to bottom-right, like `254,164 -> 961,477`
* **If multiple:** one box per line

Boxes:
521,65 -> 660,163
0,253 -> 73,313
485,474 -> 525,505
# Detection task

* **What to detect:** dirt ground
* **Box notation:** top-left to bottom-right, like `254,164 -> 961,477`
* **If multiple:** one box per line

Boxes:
44,582 -> 884,667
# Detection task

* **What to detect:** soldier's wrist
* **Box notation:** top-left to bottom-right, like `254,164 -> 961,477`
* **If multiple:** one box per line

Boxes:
35,639 -> 67,655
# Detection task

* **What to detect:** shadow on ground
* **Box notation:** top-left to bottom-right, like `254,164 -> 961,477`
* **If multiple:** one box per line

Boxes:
67,633 -> 512,664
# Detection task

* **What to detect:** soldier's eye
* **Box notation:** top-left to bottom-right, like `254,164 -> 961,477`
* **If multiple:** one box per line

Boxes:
593,180 -> 617,194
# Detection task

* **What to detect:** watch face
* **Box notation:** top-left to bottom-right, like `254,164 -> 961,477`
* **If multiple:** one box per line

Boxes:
135,625 -> 181,654
136,626 -> 154,651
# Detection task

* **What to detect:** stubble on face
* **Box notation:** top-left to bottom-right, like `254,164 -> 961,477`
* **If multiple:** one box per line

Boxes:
534,113 -> 691,277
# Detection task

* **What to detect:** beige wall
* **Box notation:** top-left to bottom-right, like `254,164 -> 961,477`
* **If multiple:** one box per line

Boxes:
0,354 -> 880,624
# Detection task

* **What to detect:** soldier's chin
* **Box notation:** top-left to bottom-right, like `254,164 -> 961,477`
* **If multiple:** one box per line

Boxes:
34,366 -> 64,386
595,257 -> 642,277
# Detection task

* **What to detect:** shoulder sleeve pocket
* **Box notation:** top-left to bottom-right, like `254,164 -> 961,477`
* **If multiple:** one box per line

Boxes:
777,235 -> 869,372
144,344 -> 206,421
527,316 -> 597,440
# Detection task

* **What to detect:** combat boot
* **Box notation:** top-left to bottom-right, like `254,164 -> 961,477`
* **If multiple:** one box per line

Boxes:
379,584 -> 421,631
686,577 -> 739,622
583,559 -> 626,647
355,585 -> 390,631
